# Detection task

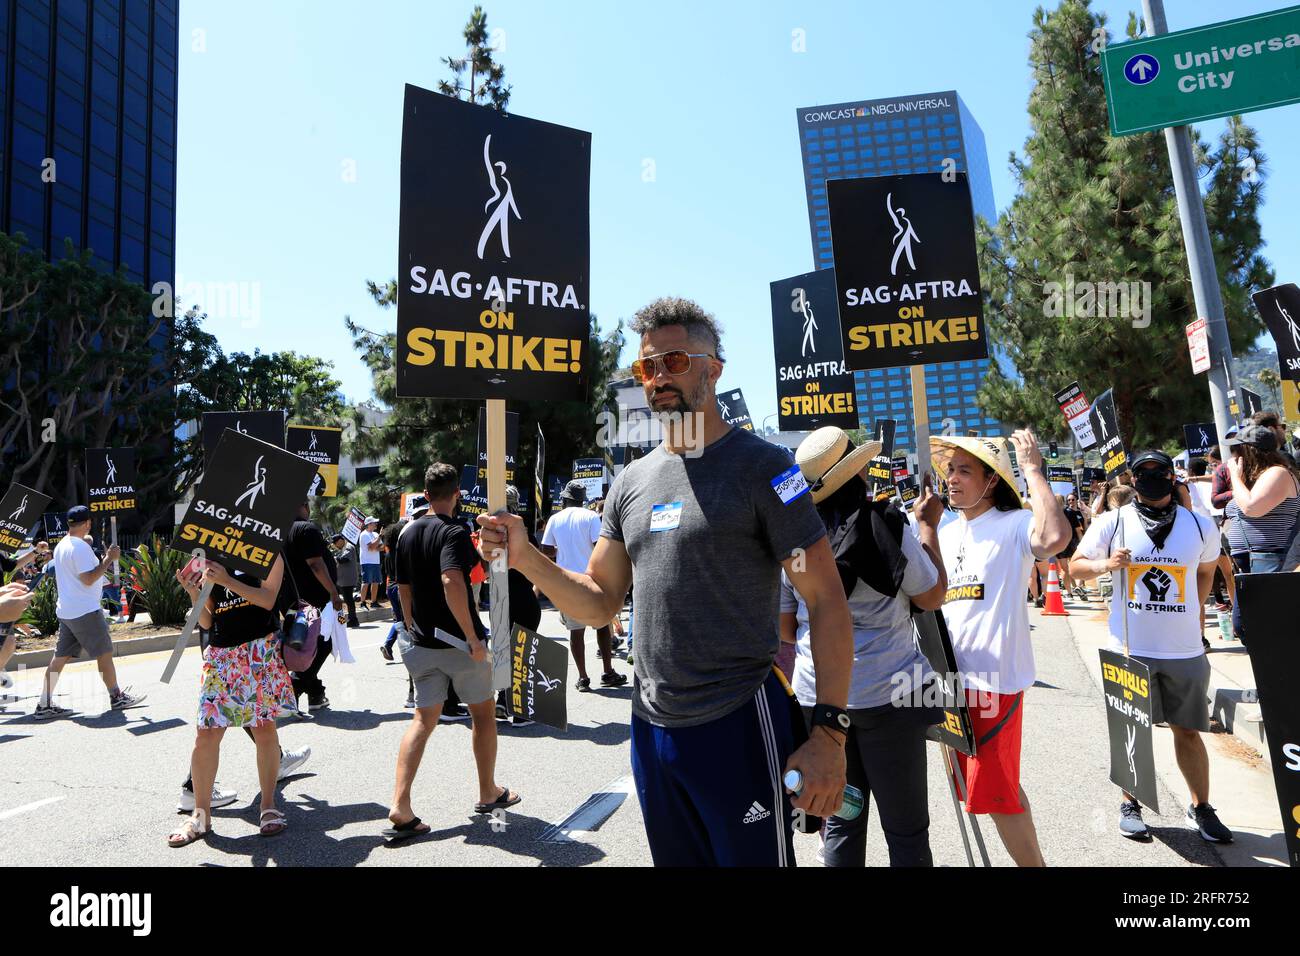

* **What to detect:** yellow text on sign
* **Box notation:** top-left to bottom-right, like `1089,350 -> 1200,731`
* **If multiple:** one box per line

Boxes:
406,317 -> 582,374
780,393 -> 854,417
848,305 -> 980,352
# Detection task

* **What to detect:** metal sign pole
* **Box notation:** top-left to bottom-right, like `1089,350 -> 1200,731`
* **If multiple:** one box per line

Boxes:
910,365 -> 932,483
160,580 -> 214,684
946,745 -> 991,866
486,399 -> 511,691
1117,509 -> 1131,658
941,745 -> 976,867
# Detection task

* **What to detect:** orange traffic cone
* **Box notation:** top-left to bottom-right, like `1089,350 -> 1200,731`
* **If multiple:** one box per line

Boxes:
119,586 -> 131,623
1041,559 -> 1070,616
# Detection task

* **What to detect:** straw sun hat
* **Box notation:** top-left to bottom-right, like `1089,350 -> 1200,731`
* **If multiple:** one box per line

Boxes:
795,427 -> 883,504
928,434 -> 1023,509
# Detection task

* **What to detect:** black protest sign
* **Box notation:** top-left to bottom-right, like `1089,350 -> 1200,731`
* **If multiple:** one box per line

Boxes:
896,475 -> 920,509
509,624 -> 569,730
0,484 -> 50,556
86,447 -> 138,517
1252,284 -> 1300,382
717,389 -> 754,431
1240,386 -> 1264,419
829,172 -> 986,371
548,475 -> 564,512
891,456 -> 909,481
572,458 -> 604,501
458,464 -> 488,519
1047,465 -> 1075,497
477,407 -> 520,482
770,269 -> 858,429
866,419 -> 897,484
201,411 -> 286,470
342,507 -> 366,546
914,610 -> 976,756
1183,423 -> 1218,458
172,430 -> 319,579
285,425 -> 343,497
1087,389 -> 1128,480
1082,466 -> 1107,484
1237,572 -> 1300,867
1055,381 -> 1096,449
1099,650 -> 1159,812
397,84 -> 591,402
42,512 -> 69,543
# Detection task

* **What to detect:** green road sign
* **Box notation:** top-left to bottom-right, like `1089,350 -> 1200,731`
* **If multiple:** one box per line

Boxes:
1102,5 -> 1300,137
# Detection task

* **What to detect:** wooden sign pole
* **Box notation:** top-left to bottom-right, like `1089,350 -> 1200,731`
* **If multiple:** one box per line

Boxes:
910,365 -> 932,484
486,398 -> 512,690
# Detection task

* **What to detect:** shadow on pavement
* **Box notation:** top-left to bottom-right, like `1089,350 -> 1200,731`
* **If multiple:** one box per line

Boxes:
288,708 -> 410,733
496,719 -> 629,747
1147,824 -> 1230,867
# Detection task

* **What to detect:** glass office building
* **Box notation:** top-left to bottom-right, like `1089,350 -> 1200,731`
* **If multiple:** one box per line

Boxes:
796,91 -> 1004,453
0,0 -> 178,289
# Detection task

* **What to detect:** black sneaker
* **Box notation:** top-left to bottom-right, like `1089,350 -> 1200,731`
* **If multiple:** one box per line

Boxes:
511,717 -> 533,727
1187,803 -> 1233,843
495,701 -> 509,721
600,672 -> 628,687
439,706 -> 470,722
575,677 -> 591,693
1119,800 -> 1149,840
34,702 -> 73,721
307,696 -> 329,710
110,687 -> 147,710
379,644 -> 394,662
1202,635 -> 1212,652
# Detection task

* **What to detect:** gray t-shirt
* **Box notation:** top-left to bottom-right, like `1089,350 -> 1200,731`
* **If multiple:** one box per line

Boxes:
602,426 -> 826,728
781,523 -> 938,709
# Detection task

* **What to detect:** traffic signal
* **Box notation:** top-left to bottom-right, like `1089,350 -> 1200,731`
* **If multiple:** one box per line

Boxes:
1048,440 -> 1058,459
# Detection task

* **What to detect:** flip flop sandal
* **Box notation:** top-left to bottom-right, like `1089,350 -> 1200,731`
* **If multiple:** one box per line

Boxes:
474,786 -> 522,814
167,818 -> 210,848
259,809 -> 289,837
382,816 -> 431,841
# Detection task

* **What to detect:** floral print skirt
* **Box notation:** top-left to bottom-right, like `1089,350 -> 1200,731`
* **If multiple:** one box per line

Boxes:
197,635 -> 297,729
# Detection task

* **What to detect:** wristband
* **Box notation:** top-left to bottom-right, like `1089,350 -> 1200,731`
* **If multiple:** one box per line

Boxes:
810,703 -> 850,737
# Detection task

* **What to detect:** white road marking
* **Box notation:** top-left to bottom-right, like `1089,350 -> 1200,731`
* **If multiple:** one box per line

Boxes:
0,795 -> 65,821
538,773 -> 633,843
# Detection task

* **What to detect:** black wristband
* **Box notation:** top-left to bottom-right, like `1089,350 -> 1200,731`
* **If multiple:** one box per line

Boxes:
810,704 -> 850,736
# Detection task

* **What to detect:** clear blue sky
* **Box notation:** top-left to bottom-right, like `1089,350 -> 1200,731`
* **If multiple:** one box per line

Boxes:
176,0 -> 1299,426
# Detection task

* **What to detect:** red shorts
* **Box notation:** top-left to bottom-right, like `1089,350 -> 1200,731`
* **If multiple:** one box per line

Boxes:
952,690 -> 1025,815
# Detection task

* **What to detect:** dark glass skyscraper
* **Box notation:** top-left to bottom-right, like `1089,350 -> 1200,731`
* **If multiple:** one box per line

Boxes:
0,0 -> 177,289
796,90 -> 1003,453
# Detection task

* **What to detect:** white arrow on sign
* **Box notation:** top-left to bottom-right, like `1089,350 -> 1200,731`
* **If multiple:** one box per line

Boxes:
1131,58 -> 1153,79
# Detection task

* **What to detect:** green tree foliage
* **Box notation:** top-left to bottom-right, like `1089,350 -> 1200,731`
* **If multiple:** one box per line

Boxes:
978,0 -> 1273,451
436,5 -> 511,110
0,235 -> 212,532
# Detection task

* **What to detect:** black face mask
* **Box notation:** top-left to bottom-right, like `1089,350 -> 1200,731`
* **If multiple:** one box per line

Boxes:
1133,471 -> 1174,501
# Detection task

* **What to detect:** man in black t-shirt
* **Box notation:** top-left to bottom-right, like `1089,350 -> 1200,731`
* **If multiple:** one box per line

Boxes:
384,463 -> 519,840
284,501 -> 343,709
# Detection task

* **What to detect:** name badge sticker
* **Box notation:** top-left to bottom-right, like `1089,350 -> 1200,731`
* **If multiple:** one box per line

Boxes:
650,501 -> 684,532
771,466 -> 810,505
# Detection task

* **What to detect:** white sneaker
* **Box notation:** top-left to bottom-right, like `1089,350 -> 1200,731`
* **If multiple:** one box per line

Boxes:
177,784 -> 238,813
0,672 -> 12,689
277,746 -> 312,781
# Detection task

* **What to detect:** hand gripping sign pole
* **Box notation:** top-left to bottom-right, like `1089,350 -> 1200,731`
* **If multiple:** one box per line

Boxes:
486,399 -> 512,691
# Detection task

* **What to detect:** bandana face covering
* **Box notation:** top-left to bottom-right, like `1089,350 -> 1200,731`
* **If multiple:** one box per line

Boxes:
1133,499 -> 1178,551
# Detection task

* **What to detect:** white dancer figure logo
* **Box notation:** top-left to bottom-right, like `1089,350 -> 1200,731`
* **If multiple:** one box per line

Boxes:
234,455 -> 268,510
1279,301 -> 1300,353
536,672 -> 561,693
1125,723 -> 1137,784
800,296 -> 818,357
7,495 -> 28,522
105,455 -> 117,484
1198,426 -> 1210,447
718,397 -> 731,419
1097,412 -> 1109,439
476,134 -> 522,260
886,192 -> 920,276
308,472 -> 323,496
309,431 -> 318,451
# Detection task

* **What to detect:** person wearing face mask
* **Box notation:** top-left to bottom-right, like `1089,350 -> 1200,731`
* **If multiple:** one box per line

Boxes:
1071,450 -> 1229,845
930,430 -> 1072,868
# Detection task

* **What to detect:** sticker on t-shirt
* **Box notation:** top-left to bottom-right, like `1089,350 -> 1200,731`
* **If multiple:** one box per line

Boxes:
650,502 -> 683,532
1127,561 -> 1188,613
944,583 -> 985,602
771,466 -> 809,505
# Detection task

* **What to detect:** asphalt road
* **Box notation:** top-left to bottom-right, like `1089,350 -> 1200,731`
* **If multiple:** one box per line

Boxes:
0,603 -> 1258,867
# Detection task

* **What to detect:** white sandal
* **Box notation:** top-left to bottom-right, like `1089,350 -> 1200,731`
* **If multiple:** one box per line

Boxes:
259,809 -> 288,837
167,816 -> 209,848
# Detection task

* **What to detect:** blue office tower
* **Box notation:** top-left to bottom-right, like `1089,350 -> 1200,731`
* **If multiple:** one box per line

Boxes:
796,91 -> 1004,453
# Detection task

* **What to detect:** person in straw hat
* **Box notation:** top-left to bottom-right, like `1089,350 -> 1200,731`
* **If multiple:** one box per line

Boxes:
929,428 -> 1070,867
780,426 -> 949,866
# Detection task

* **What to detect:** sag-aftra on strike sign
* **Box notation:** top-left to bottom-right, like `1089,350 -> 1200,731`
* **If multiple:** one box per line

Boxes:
828,171 -> 987,371
397,85 -> 592,402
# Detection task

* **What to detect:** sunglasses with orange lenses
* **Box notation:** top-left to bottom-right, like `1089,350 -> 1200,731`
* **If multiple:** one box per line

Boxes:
630,350 -> 715,383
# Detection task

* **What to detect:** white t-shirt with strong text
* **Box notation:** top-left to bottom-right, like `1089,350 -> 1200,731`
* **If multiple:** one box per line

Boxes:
53,535 -> 105,619
1076,504 -> 1218,660
358,529 -> 381,565
937,507 -> 1037,694
542,507 -> 602,574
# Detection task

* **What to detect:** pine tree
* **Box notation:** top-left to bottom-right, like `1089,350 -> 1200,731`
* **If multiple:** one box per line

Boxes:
978,0 -> 1274,452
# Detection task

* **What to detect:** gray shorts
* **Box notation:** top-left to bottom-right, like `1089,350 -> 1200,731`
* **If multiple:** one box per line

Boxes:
1133,653 -> 1211,732
56,610 -> 113,659
560,611 -> 608,633
398,632 -> 493,709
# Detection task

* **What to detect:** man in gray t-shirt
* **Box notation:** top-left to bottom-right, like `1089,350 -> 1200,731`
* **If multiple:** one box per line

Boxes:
478,297 -> 853,866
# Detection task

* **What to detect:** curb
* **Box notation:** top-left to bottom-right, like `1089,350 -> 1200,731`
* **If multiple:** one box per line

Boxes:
4,605 -> 397,672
